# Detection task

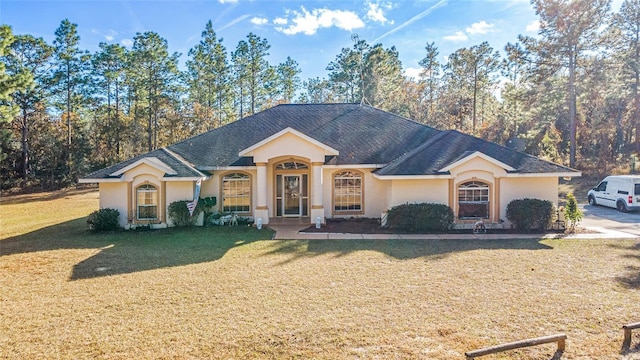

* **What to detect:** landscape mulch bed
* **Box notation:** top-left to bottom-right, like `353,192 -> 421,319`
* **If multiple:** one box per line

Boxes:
302,217 -> 577,234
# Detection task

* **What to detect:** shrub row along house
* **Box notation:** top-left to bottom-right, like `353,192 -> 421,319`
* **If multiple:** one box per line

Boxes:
80,104 -> 580,229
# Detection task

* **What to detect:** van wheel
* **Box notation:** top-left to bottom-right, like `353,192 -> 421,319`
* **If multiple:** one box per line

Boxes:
588,196 -> 596,206
617,201 -> 627,213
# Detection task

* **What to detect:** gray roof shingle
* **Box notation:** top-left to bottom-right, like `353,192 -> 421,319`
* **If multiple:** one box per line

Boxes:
81,104 -> 578,180
81,148 -> 206,180
375,130 -> 577,176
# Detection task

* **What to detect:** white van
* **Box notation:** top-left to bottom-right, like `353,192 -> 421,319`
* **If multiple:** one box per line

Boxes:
587,175 -> 640,212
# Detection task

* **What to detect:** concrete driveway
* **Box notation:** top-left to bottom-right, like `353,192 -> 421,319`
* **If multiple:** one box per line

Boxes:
580,204 -> 640,237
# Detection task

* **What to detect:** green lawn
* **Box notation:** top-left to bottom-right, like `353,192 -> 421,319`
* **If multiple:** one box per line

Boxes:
2,190 -> 640,359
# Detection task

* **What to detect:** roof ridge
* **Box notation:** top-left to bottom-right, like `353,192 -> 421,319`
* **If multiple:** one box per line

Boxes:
378,130 -> 450,174
160,147 -> 208,178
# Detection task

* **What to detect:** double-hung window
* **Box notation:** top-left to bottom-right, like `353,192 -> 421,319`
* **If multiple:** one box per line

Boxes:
137,184 -> 158,220
333,170 -> 363,213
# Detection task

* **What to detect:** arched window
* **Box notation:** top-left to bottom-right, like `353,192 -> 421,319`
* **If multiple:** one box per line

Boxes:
458,181 -> 490,219
333,170 -> 363,213
137,184 -> 158,220
222,173 -> 251,213
275,161 -> 308,170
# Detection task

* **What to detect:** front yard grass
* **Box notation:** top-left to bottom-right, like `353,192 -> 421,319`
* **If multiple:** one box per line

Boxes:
2,190 -> 640,359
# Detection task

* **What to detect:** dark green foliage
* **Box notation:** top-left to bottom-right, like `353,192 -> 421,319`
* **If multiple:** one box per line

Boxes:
167,200 -> 203,227
564,193 -> 583,231
87,208 -> 120,231
387,203 -> 454,232
506,198 -> 554,232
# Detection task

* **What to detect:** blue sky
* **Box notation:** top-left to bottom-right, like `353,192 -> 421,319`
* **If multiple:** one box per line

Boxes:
0,0 -> 623,81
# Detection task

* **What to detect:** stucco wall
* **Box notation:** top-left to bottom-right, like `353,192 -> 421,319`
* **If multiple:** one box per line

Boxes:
250,133 -> 329,163
387,179 -> 449,207
99,182 -> 129,227
500,177 -> 558,222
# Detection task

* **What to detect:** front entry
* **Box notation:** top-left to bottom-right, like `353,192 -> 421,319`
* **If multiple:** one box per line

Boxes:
276,173 -> 309,217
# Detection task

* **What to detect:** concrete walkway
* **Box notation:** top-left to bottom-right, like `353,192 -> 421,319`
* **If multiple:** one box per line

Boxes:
268,224 -> 639,240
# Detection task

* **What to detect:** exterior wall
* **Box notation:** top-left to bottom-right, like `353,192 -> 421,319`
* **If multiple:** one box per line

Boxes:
388,179 -> 449,206
500,177 -> 559,225
121,163 -> 165,182
250,133 -> 328,163
99,182 -> 129,227
448,157 -> 507,178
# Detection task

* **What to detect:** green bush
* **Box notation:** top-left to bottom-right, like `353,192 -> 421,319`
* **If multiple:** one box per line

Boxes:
506,198 -> 554,232
168,200 -> 203,227
387,203 -> 454,232
564,193 -> 583,231
87,208 -> 121,231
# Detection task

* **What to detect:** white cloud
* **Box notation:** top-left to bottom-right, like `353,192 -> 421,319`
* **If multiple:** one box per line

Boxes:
404,67 -> 422,79
276,7 -> 365,35
218,0 -> 238,3
219,14 -> 251,31
273,17 -> 288,25
374,0 -> 447,42
443,31 -> 468,42
466,21 -> 494,35
251,17 -> 268,25
121,39 -> 133,47
91,28 -> 117,42
526,20 -> 540,32
366,2 -> 391,24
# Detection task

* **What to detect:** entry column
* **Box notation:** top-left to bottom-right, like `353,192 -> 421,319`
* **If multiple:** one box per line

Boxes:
310,162 -> 325,224
255,162 -> 269,224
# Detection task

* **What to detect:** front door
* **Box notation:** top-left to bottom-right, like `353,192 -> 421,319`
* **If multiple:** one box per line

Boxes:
276,173 -> 309,217
283,175 -> 301,216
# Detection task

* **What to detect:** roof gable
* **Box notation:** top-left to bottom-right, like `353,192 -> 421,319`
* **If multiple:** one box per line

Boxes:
439,151 -> 515,173
239,127 -> 339,163
376,130 -> 579,177
110,157 -> 177,177
79,148 -> 208,183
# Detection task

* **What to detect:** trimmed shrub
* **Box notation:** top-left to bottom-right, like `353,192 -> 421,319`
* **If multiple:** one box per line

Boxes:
506,198 -> 554,232
168,200 -> 203,227
387,203 -> 454,232
87,208 -> 121,231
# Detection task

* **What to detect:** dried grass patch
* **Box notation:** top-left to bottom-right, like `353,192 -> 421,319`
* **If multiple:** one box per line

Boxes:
2,190 -> 640,359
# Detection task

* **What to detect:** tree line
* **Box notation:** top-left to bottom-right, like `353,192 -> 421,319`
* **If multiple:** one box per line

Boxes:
1,0 -> 639,191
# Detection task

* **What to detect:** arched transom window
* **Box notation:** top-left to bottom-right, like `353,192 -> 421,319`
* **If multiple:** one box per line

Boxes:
333,170 -> 363,213
275,161 -> 308,170
458,181 -> 490,219
222,173 -> 251,213
137,184 -> 158,220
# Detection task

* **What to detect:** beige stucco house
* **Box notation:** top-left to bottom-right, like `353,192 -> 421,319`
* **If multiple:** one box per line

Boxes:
80,104 -> 580,229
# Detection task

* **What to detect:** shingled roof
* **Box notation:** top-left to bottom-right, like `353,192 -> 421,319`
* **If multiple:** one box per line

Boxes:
81,148 -> 207,181
375,130 -> 577,176
81,103 -> 578,181
168,103 -> 438,167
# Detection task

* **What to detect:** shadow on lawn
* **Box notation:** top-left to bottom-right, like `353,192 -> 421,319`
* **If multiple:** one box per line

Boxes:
610,242 -> 640,289
1,218 -> 109,256
1,219 -> 273,281
264,238 -> 554,264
